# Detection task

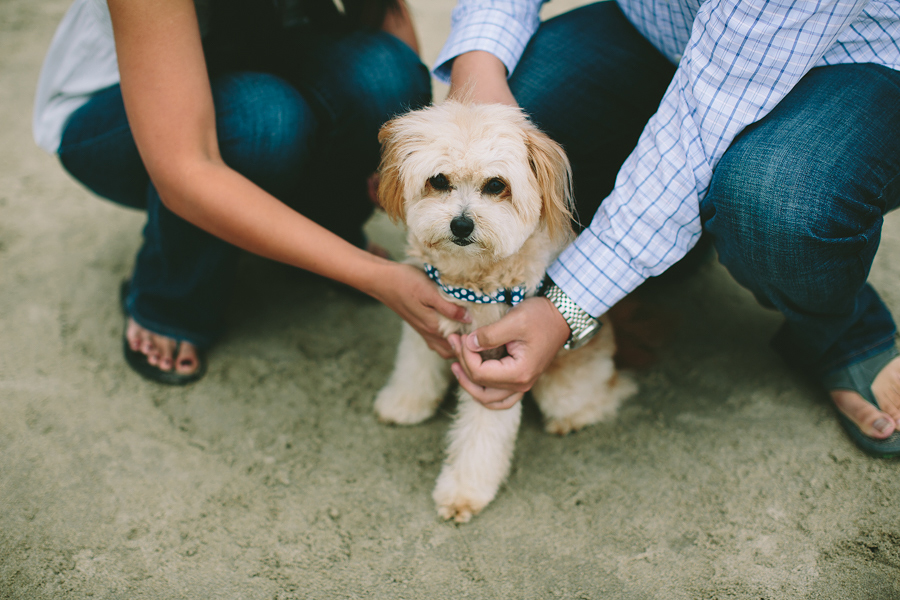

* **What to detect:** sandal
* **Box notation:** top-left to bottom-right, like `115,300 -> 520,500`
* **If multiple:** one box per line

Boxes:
822,345 -> 900,457
120,281 -> 207,386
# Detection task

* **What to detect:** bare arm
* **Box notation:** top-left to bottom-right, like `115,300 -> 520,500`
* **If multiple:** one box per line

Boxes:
109,0 -> 466,354
448,50 -> 517,106
381,0 -> 420,55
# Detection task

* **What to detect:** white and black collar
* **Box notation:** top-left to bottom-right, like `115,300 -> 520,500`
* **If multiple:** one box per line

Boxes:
423,263 -> 544,307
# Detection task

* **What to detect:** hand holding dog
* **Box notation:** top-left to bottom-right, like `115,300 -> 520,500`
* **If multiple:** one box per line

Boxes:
373,262 -> 470,359
448,296 -> 570,409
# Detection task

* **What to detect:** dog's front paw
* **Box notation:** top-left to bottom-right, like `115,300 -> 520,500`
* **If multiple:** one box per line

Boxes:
544,413 -> 598,436
543,373 -> 638,435
435,499 -> 481,524
374,384 -> 441,425
432,468 -> 493,524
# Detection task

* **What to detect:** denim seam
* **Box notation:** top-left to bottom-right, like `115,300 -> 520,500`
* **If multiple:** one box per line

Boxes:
820,333 -> 898,376
869,168 -> 900,214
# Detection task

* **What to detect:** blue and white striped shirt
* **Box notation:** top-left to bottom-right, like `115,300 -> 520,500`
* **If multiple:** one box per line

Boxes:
434,0 -> 900,317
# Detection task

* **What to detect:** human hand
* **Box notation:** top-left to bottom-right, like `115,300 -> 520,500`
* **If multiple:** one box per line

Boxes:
447,296 -> 570,409
374,262 -> 470,358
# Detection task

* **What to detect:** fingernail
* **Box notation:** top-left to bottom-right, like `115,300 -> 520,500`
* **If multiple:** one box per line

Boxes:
462,310 -> 472,323
467,334 -> 482,351
450,363 -> 460,379
873,417 -> 892,433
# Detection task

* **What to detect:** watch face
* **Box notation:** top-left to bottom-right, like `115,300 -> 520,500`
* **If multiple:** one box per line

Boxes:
566,320 -> 602,350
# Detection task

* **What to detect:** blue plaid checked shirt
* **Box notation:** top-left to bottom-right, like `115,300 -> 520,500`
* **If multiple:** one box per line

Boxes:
434,0 -> 900,317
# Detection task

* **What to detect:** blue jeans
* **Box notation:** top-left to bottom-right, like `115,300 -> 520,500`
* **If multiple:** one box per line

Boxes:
511,2 -> 900,377
58,30 -> 430,348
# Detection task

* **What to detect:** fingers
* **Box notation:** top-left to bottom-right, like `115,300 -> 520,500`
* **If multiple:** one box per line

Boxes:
427,288 -> 470,324
448,333 -> 532,392
451,363 -> 524,410
434,299 -> 470,324
461,311 -> 518,353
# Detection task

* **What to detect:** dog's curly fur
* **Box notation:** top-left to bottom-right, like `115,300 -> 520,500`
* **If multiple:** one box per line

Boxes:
374,101 -> 636,522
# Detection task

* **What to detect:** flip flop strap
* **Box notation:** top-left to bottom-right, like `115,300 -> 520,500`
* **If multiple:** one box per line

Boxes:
822,345 -> 899,408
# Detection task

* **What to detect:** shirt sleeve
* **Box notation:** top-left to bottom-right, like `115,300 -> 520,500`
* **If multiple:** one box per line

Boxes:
432,0 -> 545,83
547,0 -> 871,317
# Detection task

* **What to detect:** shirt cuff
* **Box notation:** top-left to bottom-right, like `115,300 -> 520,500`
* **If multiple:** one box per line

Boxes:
433,6 -> 539,84
546,214 -> 649,318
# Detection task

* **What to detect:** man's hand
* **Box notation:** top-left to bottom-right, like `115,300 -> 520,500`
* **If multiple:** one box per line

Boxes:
447,296 -> 570,409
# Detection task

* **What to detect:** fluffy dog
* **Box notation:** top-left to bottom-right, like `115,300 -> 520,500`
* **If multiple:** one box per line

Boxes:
374,101 -> 636,522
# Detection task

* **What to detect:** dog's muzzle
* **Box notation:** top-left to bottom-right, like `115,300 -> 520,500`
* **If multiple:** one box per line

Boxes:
450,214 -> 475,246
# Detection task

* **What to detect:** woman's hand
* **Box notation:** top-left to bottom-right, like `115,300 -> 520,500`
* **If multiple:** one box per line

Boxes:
367,262 -> 470,358
446,296 -> 570,408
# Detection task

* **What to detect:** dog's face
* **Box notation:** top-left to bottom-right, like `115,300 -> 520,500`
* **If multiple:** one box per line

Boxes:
377,102 -> 574,261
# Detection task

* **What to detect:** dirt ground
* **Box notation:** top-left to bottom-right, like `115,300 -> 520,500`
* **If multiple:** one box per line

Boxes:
2,1 -> 899,598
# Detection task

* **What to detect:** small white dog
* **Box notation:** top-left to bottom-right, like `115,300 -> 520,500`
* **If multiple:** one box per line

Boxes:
374,101 -> 636,522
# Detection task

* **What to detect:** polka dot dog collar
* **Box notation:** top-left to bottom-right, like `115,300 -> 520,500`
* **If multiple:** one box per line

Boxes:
423,263 -> 544,307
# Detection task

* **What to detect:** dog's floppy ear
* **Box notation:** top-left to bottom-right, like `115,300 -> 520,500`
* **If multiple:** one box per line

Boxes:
377,118 -> 407,223
525,125 -> 576,242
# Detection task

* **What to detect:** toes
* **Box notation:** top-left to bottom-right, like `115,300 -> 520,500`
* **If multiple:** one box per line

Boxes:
141,338 -> 158,363
126,319 -> 145,351
831,389 -> 896,439
128,319 -> 184,372
174,342 -> 200,375
872,356 -> 900,422
437,503 -> 476,523
148,333 -> 177,371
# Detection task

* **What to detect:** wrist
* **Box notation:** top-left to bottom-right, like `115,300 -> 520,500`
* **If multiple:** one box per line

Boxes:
541,279 -> 602,350
346,251 -> 396,302
449,51 -> 516,106
539,296 -> 572,349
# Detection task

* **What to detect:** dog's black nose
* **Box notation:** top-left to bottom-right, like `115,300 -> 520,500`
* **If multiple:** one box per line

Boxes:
450,215 -> 475,239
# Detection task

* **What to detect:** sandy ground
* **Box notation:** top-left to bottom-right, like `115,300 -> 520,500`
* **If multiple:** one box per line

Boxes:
2,1 -> 900,598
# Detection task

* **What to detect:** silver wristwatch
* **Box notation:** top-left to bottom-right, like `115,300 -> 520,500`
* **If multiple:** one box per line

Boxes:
542,280 -> 602,350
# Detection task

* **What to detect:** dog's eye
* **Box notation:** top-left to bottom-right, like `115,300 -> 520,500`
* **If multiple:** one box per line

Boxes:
428,173 -> 450,191
483,178 -> 506,195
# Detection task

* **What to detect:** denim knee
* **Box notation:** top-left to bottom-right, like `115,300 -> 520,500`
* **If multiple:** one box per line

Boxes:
58,85 -> 151,210
211,72 -> 316,197
510,2 -> 675,222
703,134 -> 881,310
323,32 -> 430,128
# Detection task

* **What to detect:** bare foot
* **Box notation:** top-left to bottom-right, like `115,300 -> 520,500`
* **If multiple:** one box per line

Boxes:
831,355 -> 900,439
125,318 -> 200,375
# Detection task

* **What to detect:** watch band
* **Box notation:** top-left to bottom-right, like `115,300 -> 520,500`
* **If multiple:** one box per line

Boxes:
541,280 -> 601,350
